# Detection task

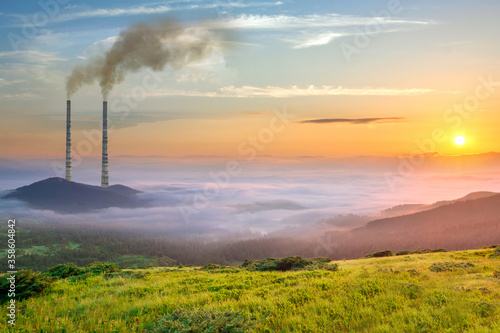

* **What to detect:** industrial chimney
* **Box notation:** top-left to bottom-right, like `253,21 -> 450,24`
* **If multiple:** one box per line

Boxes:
101,101 -> 109,187
65,100 -> 72,181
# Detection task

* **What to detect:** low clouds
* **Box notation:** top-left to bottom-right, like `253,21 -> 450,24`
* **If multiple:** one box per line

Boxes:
301,117 -> 405,125
2,155 -> 500,238
232,200 -> 307,214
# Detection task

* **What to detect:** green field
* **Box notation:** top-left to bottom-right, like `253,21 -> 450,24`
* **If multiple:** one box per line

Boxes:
2,248 -> 500,332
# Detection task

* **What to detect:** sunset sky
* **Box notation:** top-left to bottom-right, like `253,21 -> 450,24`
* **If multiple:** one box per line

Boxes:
1,1 -> 500,236
1,0 -> 499,161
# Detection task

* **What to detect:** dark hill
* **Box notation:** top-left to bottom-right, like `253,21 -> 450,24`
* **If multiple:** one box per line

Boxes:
2,177 -> 148,213
380,191 -> 498,218
317,193 -> 500,259
338,193 -> 500,256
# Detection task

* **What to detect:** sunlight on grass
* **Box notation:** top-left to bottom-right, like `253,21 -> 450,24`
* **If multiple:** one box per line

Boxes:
1,249 -> 500,332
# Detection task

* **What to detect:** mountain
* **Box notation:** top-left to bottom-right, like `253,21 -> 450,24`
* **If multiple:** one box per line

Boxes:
1,177 -> 149,213
379,191 -> 498,218
328,193 -> 500,257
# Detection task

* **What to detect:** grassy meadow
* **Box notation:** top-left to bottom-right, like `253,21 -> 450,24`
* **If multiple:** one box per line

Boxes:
2,248 -> 500,332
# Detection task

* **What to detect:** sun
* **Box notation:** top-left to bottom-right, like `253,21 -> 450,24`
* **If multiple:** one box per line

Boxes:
454,136 -> 466,146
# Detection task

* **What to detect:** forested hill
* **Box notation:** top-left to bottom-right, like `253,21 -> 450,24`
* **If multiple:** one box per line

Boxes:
2,177 -> 148,213
336,193 -> 500,254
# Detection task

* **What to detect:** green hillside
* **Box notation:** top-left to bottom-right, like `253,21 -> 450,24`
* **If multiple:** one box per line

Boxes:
2,248 -> 500,332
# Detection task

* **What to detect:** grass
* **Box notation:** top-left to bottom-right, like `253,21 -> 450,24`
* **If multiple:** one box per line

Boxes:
68,242 -> 80,250
21,245 -> 51,256
2,248 -> 500,332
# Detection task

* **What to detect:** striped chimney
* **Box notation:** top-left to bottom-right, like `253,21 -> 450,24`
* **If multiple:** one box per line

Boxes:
101,101 -> 109,187
65,100 -> 72,181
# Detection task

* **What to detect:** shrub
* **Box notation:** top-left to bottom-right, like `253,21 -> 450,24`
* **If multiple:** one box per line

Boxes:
396,249 -> 447,256
373,250 -> 394,258
42,263 -> 85,279
429,262 -> 475,272
365,250 -> 394,258
241,259 -> 253,267
41,262 -> 121,282
323,263 -> 339,271
0,270 -> 53,303
202,263 -> 224,270
488,247 -> 500,259
146,308 -> 254,332
310,257 -> 332,264
251,257 -> 311,272
243,256 -> 335,272
87,262 -> 119,275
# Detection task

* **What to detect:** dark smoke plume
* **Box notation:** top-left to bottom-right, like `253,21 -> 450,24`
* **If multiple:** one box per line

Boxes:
66,19 -> 220,99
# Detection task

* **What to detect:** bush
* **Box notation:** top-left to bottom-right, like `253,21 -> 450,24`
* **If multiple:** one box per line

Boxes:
250,257 -> 311,272
488,247 -> 500,259
42,262 -> 121,282
311,257 -> 332,264
241,259 -> 253,267
42,263 -> 85,279
365,250 -> 394,258
429,262 -> 475,272
146,308 -> 254,332
202,263 -> 224,270
323,263 -> 339,271
396,249 -> 447,256
374,250 -> 394,258
0,270 -> 53,303
87,262 -> 119,275
243,256 -> 335,272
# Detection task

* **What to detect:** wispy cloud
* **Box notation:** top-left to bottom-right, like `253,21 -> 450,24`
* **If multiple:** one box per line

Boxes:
290,32 -> 345,49
208,13 -> 434,48
301,117 -> 405,125
0,93 -> 41,100
53,5 -> 172,22
0,50 -> 65,64
215,14 -> 432,30
51,2 -> 284,23
149,85 -> 441,98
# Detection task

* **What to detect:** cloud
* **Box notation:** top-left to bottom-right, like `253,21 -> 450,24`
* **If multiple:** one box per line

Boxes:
0,93 -> 41,100
149,85 -> 442,98
53,5 -> 173,22
301,117 -> 405,125
291,32 -> 345,49
232,200 -> 308,214
3,155 -> 500,238
0,50 -> 65,64
51,2 -> 284,23
207,13 -> 434,49
215,14 -> 432,30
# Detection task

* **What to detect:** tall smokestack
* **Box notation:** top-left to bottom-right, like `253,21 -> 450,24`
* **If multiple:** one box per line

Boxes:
101,101 -> 109,187
65,100 -> 72,181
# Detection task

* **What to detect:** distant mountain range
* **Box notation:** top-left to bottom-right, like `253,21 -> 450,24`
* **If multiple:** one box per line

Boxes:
1,177 -> 149,213
321,191 -> 500,258
379,191 -> 498,218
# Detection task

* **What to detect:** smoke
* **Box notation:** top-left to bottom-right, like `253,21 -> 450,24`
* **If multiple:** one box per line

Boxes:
66,19 -> 220,99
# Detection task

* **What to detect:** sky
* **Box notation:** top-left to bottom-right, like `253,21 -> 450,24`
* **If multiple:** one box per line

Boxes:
1,1 -> 500,235
1,0 -> 499,160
